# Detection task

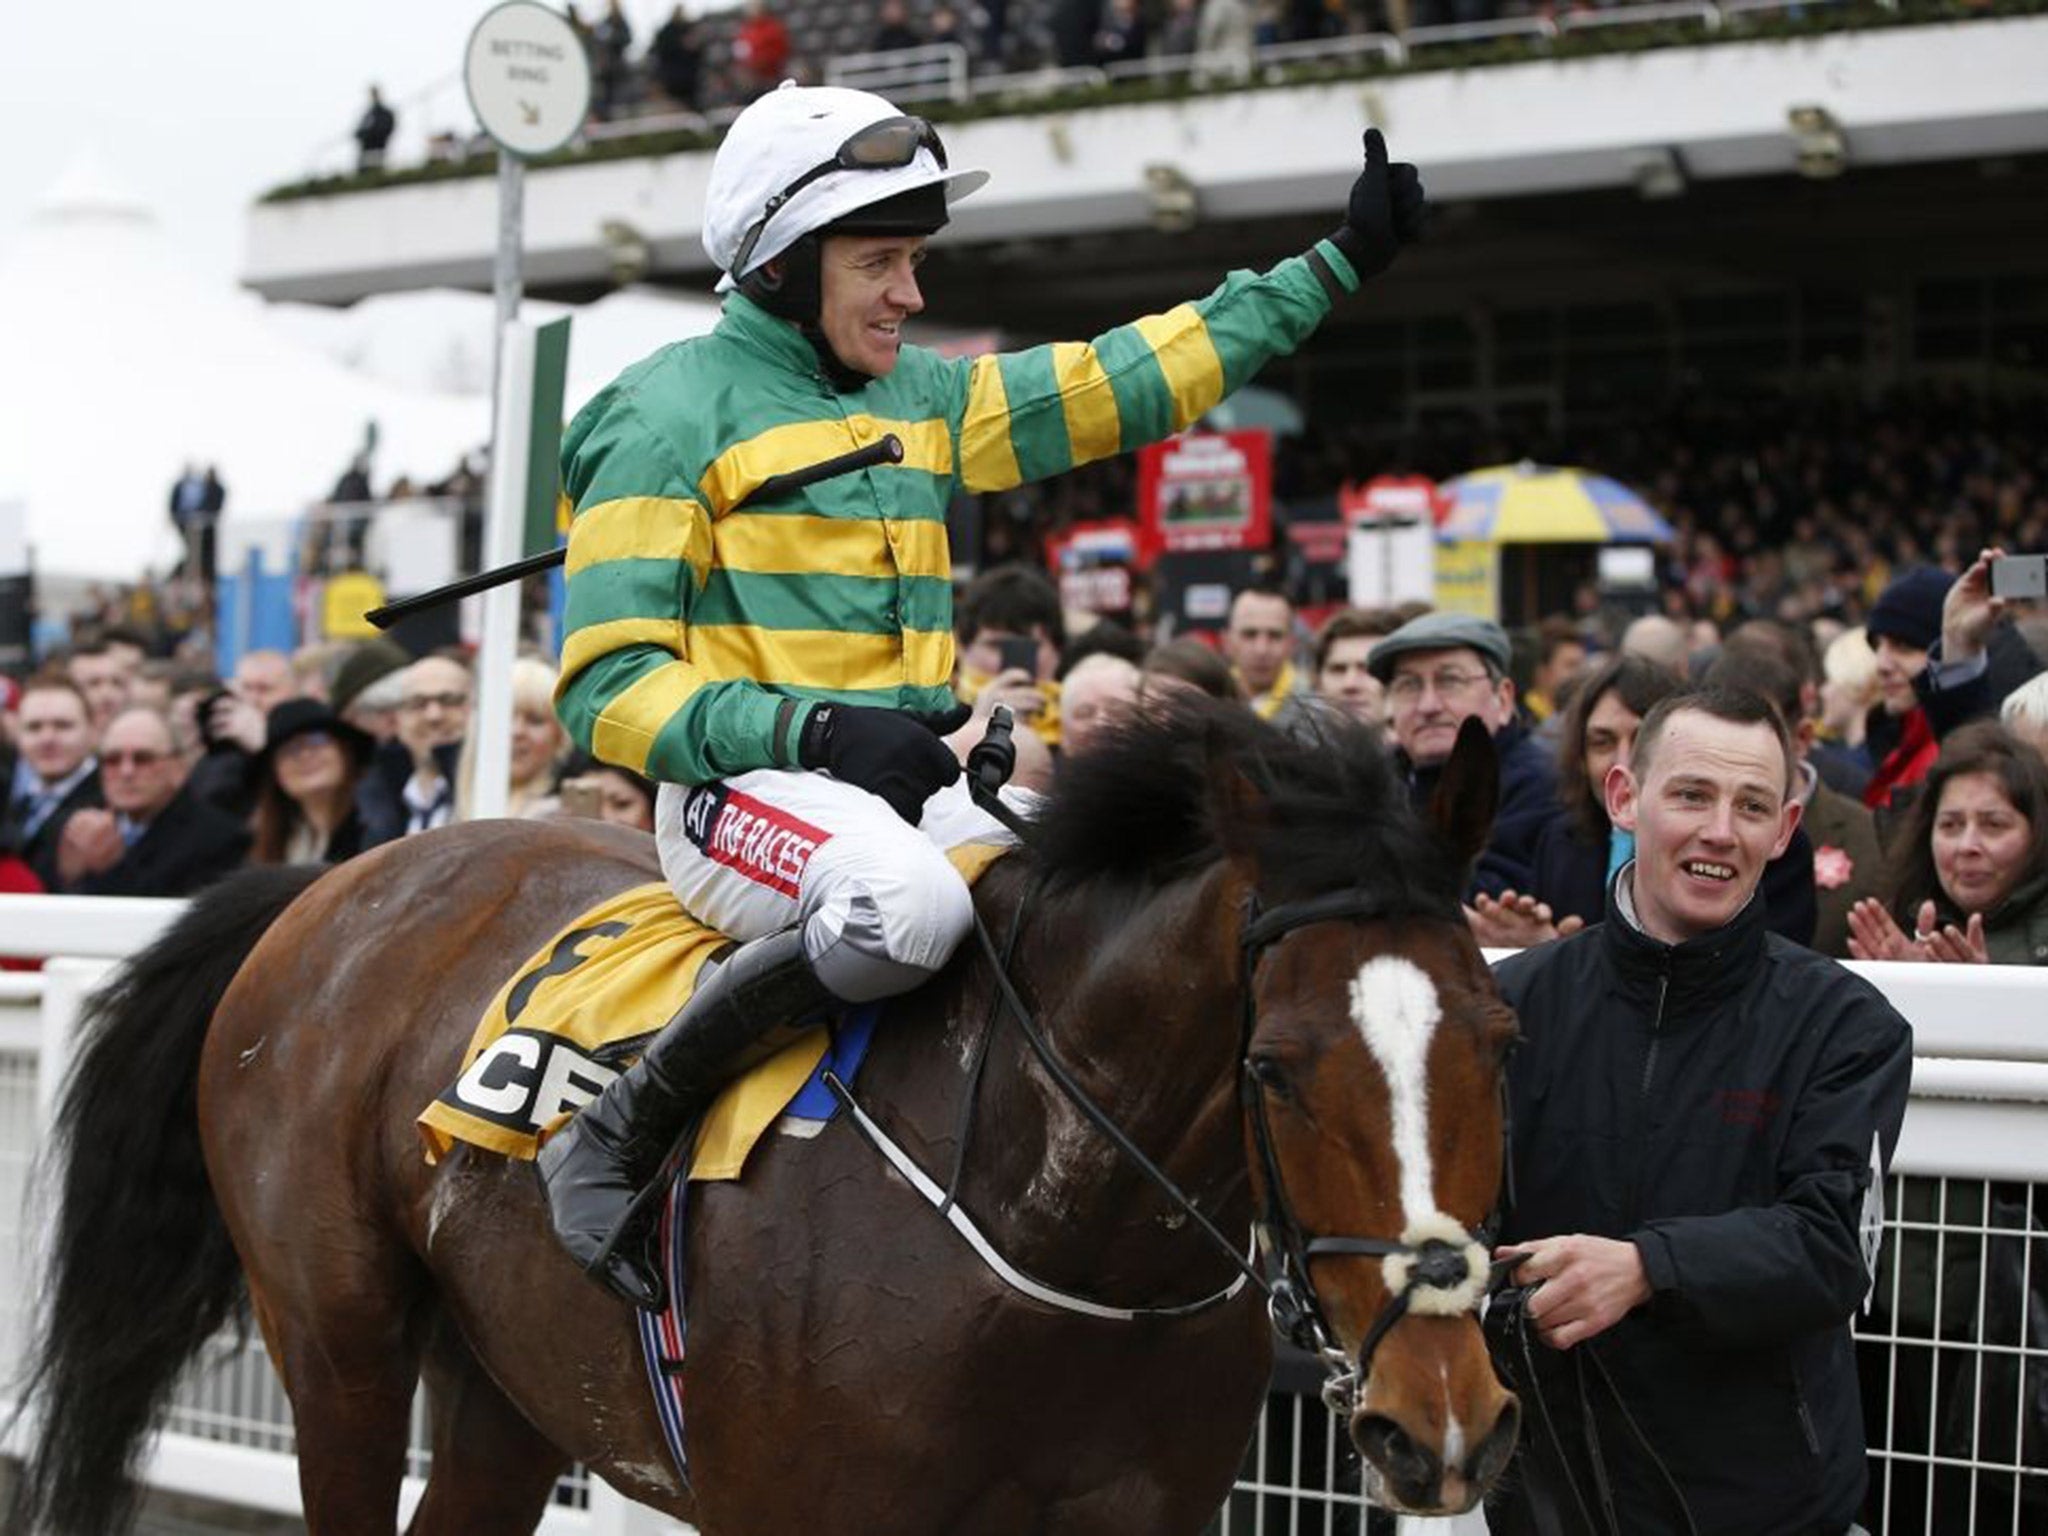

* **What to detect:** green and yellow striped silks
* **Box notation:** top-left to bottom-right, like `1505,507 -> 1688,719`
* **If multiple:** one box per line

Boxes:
556,242 -> 1354,786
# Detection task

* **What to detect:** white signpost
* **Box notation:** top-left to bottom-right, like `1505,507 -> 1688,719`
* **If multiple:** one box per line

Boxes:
462,3 -> 590,819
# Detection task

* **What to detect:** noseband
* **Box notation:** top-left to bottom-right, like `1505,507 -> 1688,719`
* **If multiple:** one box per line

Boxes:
1240,890 -> 1507,1416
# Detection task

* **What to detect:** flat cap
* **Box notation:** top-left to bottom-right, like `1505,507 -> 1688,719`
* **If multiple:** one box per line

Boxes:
1366,611 -> 1512,683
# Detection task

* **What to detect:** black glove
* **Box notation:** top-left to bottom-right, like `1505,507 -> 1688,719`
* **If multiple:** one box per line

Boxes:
1329,127 -> 1427,281
797,703 -> 968,825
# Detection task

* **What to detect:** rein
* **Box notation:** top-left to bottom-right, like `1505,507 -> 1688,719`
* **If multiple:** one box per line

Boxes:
829,821 -> 1507,1414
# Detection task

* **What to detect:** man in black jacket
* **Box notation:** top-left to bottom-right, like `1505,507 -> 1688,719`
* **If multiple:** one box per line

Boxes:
1487,685 -> 1912,1536
2,678 -> 103,889
56,706 -> 249,897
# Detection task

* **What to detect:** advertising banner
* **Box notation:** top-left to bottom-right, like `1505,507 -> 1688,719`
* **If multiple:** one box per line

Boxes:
1137,430 -> 1272,560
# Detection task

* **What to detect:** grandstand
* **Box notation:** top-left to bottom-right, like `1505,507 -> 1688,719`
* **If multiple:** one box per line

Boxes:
238,0 -> 2048,621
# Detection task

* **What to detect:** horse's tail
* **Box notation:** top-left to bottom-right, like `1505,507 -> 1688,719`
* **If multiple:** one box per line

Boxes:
7,865 -> 324,1536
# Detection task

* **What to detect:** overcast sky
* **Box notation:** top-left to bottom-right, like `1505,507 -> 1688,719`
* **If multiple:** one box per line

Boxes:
0,0 -> 692,290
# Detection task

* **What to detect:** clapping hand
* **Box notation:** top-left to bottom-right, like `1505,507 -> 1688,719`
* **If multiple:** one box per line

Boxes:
1464,888 -> 1584,949
1846,897 -> 1990,964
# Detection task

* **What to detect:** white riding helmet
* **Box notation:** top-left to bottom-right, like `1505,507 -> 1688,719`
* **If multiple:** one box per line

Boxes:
703,82 -> 989,292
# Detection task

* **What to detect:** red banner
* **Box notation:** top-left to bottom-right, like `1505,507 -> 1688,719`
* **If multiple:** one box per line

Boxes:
1339,474 -> 1445,529
1137,430 -> 1272,561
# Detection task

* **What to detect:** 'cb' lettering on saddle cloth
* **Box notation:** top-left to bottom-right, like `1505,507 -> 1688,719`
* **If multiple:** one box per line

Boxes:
415,842 -> 1010,1181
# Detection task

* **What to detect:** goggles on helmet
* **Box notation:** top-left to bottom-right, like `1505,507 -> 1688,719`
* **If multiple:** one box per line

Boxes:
729,115 -> 949,280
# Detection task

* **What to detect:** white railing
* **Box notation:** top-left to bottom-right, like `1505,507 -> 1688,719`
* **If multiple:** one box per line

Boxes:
3,896 -> 2044,1532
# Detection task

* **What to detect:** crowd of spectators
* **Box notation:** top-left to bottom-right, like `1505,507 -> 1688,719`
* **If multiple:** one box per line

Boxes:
538,0 -> 1606,128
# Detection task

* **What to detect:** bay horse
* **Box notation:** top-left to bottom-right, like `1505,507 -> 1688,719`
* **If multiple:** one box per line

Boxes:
10,701 -> 1520,1536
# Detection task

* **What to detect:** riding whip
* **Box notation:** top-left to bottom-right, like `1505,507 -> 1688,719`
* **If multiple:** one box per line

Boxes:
364,433 -> 906,629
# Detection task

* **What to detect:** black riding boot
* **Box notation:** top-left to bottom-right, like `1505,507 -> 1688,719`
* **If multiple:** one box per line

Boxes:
534,925 -> 837,1309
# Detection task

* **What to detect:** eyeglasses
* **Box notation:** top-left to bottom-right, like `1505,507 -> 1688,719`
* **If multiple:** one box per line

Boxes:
729,115 -> 947,280
401,692 -> 471,713
101,749 -> 167,769
1387,668 -> 1494,703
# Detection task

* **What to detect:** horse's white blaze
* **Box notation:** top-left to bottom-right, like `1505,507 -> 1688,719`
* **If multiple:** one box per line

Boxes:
1349,956 -> 1442,1230
1440,1361 -> 1466,1468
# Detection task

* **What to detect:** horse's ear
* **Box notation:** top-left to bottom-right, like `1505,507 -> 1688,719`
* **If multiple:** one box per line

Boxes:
1209,754 -> 1274,876
1427,717 -> 1499,875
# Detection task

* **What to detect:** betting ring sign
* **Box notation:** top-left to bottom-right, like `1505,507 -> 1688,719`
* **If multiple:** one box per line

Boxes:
465,1 -> 593,159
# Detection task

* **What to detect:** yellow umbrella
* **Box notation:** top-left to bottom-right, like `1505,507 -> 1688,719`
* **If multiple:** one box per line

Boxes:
1438,462 -> 1673,544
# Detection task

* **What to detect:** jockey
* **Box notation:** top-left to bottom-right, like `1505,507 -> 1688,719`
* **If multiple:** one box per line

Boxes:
538,80 -> 1429,1308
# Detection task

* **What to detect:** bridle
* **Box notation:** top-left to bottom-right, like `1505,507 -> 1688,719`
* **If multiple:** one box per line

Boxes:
1237,888 -> 1511,1416
836,792 -> 1510,1416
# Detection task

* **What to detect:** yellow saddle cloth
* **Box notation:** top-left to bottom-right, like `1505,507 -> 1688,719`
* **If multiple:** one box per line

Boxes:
416,842 -> 1009,1182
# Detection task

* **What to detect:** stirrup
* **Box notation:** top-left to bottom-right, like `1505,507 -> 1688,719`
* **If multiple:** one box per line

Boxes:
582,1158 -> 682,1311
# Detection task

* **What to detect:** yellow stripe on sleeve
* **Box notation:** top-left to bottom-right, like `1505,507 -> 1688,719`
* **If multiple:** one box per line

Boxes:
1050,341 -> 1122,463
713,513 -> 949,579
691,625 -> 955,692
561,616 -> 686,680
565,496 -> 712,585
592,662 -> 705,773
1134,306 -> 1227,430
959,355 -> 1022,493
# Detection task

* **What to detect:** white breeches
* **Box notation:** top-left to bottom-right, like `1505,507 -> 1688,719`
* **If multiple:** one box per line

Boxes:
654,769 -> 1027,1003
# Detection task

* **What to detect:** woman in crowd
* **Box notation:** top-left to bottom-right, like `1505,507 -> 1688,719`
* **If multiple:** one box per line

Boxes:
456,657 -> 570,819
558,752 -> 659,834
1814,626 -> 1880,798
249,699 -> 376,865
1848,720 -> 2048,964
1521,652 -> 1681,929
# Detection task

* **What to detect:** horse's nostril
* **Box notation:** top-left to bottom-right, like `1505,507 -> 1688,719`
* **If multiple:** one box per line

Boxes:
1353,1411 -> 1442,1497
1468,1397 -> 1521,1489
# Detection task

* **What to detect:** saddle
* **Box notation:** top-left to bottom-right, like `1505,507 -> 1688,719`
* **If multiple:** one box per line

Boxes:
416,842 -> 1011,1181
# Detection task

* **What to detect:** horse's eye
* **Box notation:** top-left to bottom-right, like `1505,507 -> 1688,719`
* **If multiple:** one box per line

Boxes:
1248,1055 -> 1292,1096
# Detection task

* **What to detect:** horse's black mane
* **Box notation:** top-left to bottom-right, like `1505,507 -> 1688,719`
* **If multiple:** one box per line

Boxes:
1028,696 -> 1461,910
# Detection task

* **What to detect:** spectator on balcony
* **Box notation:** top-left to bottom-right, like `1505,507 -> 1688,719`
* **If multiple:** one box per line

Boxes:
652,4 -> 706,110
54,707 -> 249,897
730,0 -> 791,100
1092,0 -> 1148,65
168,463 -> 221,589
1195,0 -> 1256,76
872,0 -> 925,51
1158,0 -> 1200,56
2,679 -> 102,891
927,3 -> 966,52
354,86 -> 396,174
592,0 -> 636,118
1052,0 -> 1101,67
